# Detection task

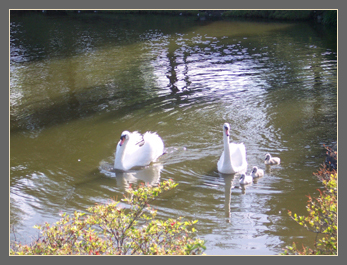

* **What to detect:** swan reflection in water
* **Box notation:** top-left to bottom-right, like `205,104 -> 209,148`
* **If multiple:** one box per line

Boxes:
220,172 -> 255,222
221,173 -> 235,221
99,161 -> 163,189
114,164 -> 163,189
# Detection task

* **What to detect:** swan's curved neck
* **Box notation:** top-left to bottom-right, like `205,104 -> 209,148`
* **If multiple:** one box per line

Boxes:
223,133 -> 231,163
115,143 -> 127,169
119,146 -> 126,162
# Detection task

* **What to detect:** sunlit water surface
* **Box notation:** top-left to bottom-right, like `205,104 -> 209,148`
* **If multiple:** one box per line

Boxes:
10,13 -> 337,255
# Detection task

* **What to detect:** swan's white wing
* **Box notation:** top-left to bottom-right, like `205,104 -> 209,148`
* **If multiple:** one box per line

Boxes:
132,132 -> 164,165
143,132 -> 164,160
128,131 -> 144,147
229,143 -> 245,165
229,143 -> 247,172
123,132 -> 164,168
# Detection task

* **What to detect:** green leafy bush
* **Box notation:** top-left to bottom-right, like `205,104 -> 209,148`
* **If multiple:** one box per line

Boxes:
282,166 -> 337,255
10,179 -> 206,255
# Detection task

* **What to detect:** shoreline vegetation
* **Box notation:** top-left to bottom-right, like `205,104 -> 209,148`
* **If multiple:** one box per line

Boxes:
282,145 -> 337,255
11,10 -> 337,26
10,180 -> 206,255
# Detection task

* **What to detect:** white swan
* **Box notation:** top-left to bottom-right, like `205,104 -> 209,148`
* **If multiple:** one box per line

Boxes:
239,173 -> 252,185
217,123 -> 248,174
251,166 -> 264,178
114,130 -> 164,171
264,153 -> 280,165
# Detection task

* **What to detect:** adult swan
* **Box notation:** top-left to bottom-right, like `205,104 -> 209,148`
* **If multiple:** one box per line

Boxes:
114,130 -> 164,171
217,123 -> 248,174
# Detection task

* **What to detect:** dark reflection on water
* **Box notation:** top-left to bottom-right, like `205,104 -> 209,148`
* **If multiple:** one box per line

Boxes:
10,13 -> 336,254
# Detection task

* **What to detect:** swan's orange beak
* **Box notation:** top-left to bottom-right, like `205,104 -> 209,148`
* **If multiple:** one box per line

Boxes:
119,135 -> 126,146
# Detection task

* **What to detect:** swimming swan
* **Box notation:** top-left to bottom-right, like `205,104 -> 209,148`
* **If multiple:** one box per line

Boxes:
251,166 -> 264,178
239,173 -> 252,185
114,130 -> 164,171
217,123 -> 248,174
264,153 -> 280,165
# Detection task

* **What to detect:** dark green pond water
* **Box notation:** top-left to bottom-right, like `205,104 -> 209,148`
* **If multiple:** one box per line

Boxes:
10,12 -> 337,255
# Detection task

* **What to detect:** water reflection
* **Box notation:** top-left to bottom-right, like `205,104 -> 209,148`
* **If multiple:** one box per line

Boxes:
166,46 -> 179,93
100,162 -> 163,190
252,174 -> 263,184
219,172 -> 256,221
240,183 -> 252,195
115,165 -> 163,189
220,173 -> 235,220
